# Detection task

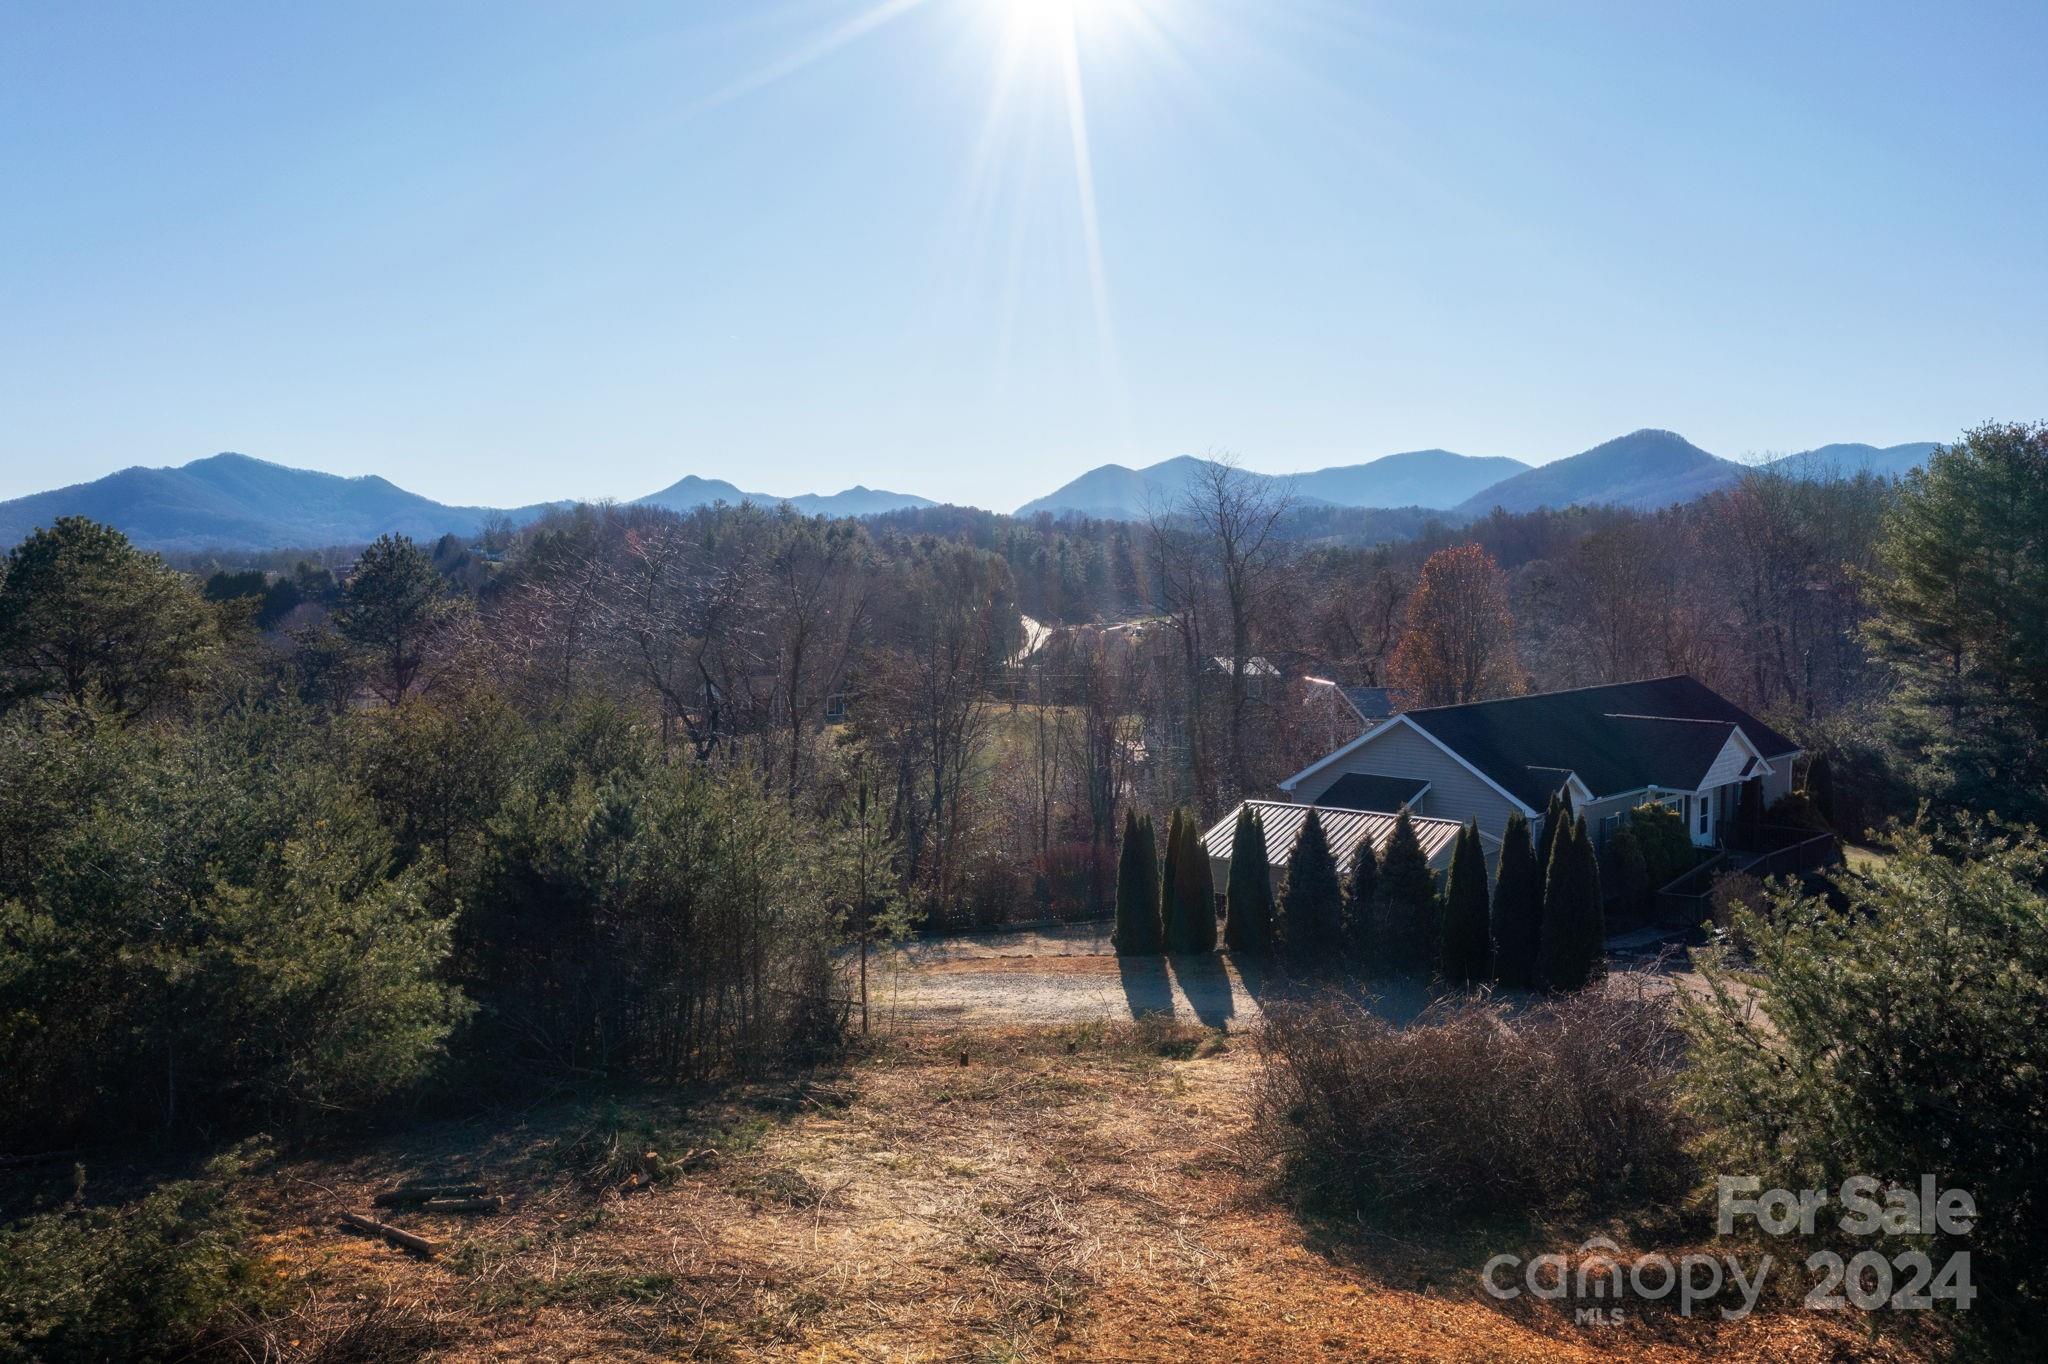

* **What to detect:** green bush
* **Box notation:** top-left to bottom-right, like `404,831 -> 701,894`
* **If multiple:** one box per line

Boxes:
0,704 -> 468,1144
1681,820 -> 2048,1337
1628,800 -> 1693,889
0,1146 -> 276,1364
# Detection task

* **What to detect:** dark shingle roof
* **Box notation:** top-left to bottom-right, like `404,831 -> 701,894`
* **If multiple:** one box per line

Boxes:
1318,772 -> 1430,812
1402,675 -> 1798,806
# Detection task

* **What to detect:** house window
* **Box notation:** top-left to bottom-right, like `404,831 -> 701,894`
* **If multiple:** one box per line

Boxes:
1699,798 -> 1710,836
1600,812 -> 1622,847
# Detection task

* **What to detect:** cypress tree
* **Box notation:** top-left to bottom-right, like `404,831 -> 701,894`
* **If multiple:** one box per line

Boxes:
1176,809 -> 1219,952
1377,809 -> 1439,971
1342,836 -> 1379,966
1438,820 -> 1491,983
1489,810 -> 1542,987
1537,815 -> 1606,992
1605,823 -> 1651,921
1114,810 -> 1163,954
1225,806 -> 1273,954
1114,809 -> 1143,953
1280,806 -> 1343,961
1158,808 -> 1182,939
1533,790 -> 1570,907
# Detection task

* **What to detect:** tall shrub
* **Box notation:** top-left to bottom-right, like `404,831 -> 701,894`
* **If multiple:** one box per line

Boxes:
1225,806 -> 1275,954
1376,810 -> 1439,972
1605,823 -> 1651,920
1113,809 -> 1162,954
1280,807 -> 1343,961
1438,821 -> 1491,983
1171,802 -> 1187,942
1342,837 -> 1379,965
1489,811 -> 1541,988
1169,809 -> 1218,953
1536,816 -> 1605,992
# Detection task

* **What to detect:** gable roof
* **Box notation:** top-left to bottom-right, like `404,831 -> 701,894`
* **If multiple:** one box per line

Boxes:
1202,800 -> 1467,872
1280,675 -> 1799,807
1401,676 -> 1794,803
1317,772 -> 1429,812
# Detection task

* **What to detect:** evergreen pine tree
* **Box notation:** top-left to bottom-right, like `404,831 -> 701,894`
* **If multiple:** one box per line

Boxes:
1438,820 -> 1491,983
1280,806 -> 1343,961
1176,809 -> 1219,952
1224,806 -> 1273,954
1489,810 -> 1542,987
1537,815 -> 1606,991
1342,837 -> 1379,966
1377,809 -> 1439,972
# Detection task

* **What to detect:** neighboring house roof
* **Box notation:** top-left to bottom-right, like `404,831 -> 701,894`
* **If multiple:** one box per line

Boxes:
1316,773 -> 1429,812
1280,675 -> 1799,810
1209,655 -> 1280,677
1203,800 -> 1468,873
1339,685 -> 1394,722
1303,677 -> 1396,724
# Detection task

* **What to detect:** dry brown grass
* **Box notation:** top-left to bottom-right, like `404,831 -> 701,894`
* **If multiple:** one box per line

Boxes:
243,1020 -> 1926,1363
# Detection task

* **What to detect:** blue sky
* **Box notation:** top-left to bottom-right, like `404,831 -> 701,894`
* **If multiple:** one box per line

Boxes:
3,0 -> 2043,510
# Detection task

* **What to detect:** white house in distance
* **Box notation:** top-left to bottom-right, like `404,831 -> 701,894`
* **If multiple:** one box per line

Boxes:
1276,675 -> 1801,852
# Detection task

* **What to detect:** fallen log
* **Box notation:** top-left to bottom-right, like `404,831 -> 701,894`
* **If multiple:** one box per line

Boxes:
337,1212 -> 439,1259
415,1197 -> 500,1215
372,1183 -> 487,1207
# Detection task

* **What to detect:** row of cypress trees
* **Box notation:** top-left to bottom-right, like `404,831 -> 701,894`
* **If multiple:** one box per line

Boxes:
1116,794 -> 1607,992
1113,807 -> 1217,954
1490,791 -> 1606,991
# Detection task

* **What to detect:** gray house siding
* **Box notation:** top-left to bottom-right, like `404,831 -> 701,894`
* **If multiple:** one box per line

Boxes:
1294,721 -> 1524,840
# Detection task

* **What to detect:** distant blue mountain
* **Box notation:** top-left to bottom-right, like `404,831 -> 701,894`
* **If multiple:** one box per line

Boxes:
1016,449 -> 1528,520
0,453 -> 547,552
1762,441 -> 1940,479
634,476 -> 935,517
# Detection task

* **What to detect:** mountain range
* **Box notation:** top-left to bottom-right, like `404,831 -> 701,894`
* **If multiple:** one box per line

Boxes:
1015,449 -> 1530,519
0,432 -> 1942,552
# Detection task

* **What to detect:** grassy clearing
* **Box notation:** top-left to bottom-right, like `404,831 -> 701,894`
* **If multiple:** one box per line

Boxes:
221,1017 -> 1927,1362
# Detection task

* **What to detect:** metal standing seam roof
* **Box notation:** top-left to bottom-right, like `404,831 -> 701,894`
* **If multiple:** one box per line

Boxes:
1203,800 -> 1465,872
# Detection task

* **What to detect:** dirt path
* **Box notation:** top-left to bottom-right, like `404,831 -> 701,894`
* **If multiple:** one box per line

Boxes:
871,924 -> 1269,1028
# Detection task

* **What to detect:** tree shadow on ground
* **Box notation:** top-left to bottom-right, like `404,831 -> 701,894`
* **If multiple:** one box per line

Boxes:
1115,953 -> 1174,1020
1165,952 -> 1239,1029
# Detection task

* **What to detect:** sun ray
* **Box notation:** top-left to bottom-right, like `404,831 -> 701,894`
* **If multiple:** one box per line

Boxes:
693,0 -> 937,113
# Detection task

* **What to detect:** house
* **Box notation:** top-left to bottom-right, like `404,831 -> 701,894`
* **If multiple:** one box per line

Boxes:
1276,675 -> 1800,851
1301,677 -> 1395,728
1200,799 -> 1469,894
